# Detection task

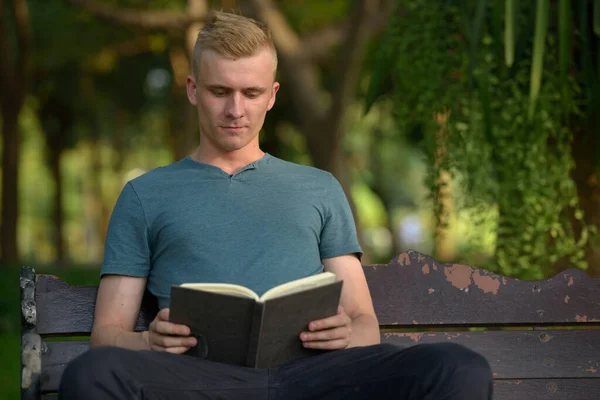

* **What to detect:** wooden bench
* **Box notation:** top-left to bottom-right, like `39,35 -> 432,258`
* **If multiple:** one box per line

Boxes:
20,250 -> 600,399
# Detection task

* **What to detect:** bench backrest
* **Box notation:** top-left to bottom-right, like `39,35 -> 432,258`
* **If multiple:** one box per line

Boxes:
20,250 -> 600,400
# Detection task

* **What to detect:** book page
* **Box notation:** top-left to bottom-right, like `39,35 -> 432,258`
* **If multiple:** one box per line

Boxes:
179,283 -> 259,301
259,272 -> 337,302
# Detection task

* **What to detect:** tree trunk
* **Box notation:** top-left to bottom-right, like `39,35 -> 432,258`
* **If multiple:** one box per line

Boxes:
79,74 -> 105,265
0,0 -> 32,264
40,96 -> 71,266
48,132 -> 66,265
305,126 -> 364,254
570,127 -> 600,277
305,126 -> 350,196
433,111 -> 456,262
168,1 -> 205,161
168,44 -> 198,161
434,170 -> 456,262
85,136 -> 105,264
0,109 -> 20,263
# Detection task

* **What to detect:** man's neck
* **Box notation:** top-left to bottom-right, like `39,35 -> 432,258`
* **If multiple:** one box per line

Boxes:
190,146 -> 265,175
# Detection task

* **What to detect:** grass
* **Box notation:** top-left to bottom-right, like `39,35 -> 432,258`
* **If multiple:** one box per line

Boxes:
0,263 -> 101,398
0,333 -> 20,399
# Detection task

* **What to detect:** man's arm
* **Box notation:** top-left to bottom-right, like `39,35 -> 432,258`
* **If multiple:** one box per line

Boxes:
90,274 -> 151,350
300,254 -> 380,349
323,254 -> 381,347
91,275 -> 198,353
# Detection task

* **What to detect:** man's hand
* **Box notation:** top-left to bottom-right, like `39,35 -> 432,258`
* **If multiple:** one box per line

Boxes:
299,306 -> 352,350
145,308 -> 197,354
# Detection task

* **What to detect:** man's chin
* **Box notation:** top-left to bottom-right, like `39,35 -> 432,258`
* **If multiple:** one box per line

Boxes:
219,140 -> 253,152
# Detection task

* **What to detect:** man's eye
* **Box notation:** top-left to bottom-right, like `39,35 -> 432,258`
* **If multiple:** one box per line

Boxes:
245,92 -> 259,99
212,90 -> 227,97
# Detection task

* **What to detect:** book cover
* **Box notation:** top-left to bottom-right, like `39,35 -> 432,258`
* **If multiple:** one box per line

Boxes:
168,273 -> 343,368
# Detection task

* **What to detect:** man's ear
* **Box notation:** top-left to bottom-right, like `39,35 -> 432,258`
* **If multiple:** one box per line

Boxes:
186,75 -> 198,106
267,81 -> 280,111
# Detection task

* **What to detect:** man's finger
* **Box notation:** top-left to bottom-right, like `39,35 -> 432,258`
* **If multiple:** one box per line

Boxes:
156,334 -> 197,348
301,326 -> 348,342
302,338 -> 349,350
155,320 -> 191,336
164,346 -> 193,354
308,314 -> 348,331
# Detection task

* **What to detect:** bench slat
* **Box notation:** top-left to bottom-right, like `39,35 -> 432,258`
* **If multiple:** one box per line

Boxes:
41,341 -> 90,393
494,378 -> 600,399
36,277 -> 157,335
382,329 -> 600,379
36,286 -> 98,335
34,251 -> 600,335
366,250 -> 600,326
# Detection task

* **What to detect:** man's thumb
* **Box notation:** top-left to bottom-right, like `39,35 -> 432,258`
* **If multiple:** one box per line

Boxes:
158,308 -> 170,320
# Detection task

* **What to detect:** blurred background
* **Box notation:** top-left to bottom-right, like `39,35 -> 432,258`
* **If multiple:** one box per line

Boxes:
2,0 -> 600,396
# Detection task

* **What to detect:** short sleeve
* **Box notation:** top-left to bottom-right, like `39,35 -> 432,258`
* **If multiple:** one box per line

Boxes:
319,174 -> 363,260
100,182 -> 151,277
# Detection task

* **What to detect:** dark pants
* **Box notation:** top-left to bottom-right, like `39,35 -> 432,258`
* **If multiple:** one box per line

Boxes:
59,342 -> 493,399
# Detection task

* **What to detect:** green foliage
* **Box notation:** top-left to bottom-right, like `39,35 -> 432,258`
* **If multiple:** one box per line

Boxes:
279,0 -> 348,33
452,44 -> 592,278
367,0 -> 595,278
30,0 -> 135,70
0,333 -> 19,400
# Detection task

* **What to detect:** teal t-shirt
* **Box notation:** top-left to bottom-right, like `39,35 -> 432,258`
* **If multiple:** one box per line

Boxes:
100,154 -> 362,309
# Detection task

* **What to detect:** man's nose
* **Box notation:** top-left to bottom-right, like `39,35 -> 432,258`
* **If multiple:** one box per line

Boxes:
226,93 -> 244,119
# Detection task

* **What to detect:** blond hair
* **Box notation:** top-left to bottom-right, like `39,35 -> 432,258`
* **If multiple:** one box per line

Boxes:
192,11 -> 278,79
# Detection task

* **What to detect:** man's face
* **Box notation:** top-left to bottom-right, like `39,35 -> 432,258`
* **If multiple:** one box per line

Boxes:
186,48 -> 279,154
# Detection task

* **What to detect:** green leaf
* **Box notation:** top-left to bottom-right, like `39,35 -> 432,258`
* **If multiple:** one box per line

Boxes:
505,0 -> 516,66
528,0 -> 549,120
364,12 -> 398,114
364,54 -> 394,114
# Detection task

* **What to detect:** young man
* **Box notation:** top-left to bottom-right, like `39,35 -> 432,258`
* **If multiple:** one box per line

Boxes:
59,11 -> 493,400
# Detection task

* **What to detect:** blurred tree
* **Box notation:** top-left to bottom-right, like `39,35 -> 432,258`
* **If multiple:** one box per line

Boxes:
0,0 -> 32,263
65,0 -> 388,164
64,0 -> 208,160
27,0 -> 165,264
37,72 -> 75,264
366,0 -> 600,278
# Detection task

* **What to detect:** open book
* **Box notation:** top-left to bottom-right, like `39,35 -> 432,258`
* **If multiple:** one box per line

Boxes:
169,272 -> 343,368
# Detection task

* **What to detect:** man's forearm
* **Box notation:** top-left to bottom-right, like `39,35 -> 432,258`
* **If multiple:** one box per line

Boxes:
348,314 -> 381,348
91,324 -> 150,351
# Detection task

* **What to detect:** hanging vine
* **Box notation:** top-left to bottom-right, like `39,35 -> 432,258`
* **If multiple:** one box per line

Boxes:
366,0 -> 595,278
